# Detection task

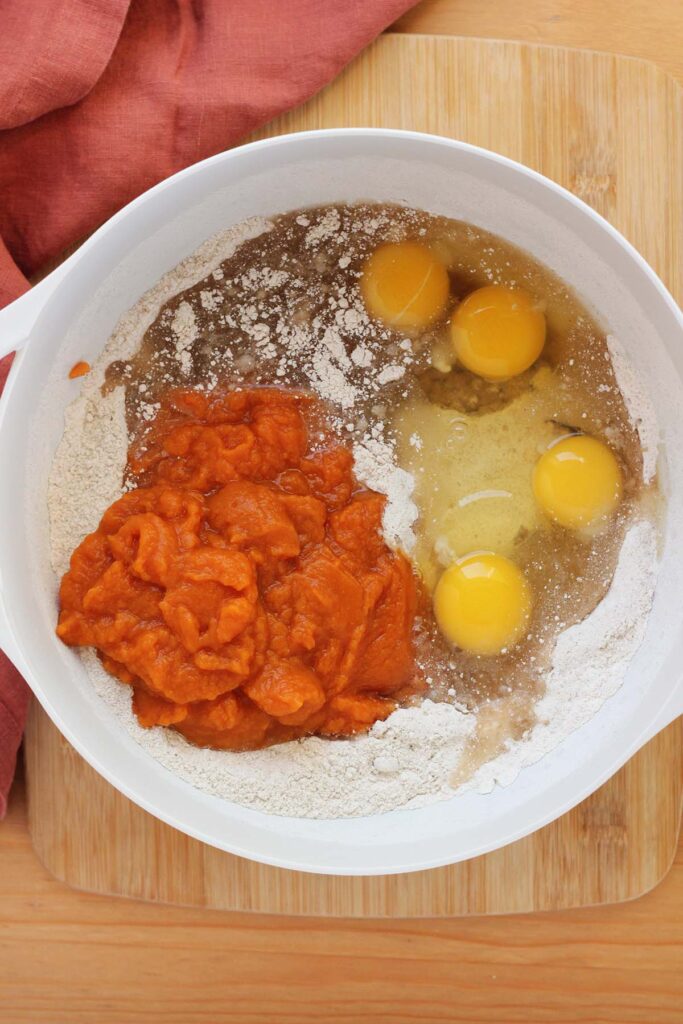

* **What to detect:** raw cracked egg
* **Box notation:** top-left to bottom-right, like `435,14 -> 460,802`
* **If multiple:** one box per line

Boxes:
434,552 -> 532,656
361,241 -> 450,330
533,434 -> 623,529
394,383 -> 559,589
451,285 -> 545,380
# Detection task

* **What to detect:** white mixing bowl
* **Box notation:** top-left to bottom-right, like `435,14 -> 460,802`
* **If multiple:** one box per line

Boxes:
0,130 -> 681,875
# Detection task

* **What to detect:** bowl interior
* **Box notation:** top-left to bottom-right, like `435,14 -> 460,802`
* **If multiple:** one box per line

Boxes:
1,131 -> 683,874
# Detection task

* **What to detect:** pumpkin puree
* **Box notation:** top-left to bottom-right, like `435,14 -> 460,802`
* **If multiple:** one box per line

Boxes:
57,388 -> 423,750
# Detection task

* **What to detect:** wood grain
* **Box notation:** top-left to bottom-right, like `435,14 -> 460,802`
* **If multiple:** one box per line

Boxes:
396,0 -> 683,85
3,763 -> 683,1024
23,35 -> 683,919
25,703 -> 683,915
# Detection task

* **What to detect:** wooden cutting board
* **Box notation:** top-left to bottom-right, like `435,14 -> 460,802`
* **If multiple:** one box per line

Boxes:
25,34 -> 683,917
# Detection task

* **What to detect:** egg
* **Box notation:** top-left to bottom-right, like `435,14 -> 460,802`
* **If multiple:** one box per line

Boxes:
451,285 -> 545,380
361,241 -> 450,330
434,552 -> 532,656
394,386 -> 559,589
533,434 -> 623,529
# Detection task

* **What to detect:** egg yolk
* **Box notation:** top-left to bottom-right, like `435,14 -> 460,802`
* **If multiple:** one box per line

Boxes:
450,285 -> 545,380
533,434 -> 623,530
361,241 -> 450,330
434,552 -> 532,656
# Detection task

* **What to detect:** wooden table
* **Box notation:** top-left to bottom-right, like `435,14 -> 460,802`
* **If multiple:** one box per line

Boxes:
395,0 -> 683,85
2,762 -> 681,1022
2,4 -> 682,1021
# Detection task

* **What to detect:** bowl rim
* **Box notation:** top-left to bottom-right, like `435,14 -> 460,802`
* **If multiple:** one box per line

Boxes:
1,126 -> 682,875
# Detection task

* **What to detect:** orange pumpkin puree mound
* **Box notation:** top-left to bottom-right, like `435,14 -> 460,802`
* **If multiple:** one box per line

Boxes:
57,387 -> 424,750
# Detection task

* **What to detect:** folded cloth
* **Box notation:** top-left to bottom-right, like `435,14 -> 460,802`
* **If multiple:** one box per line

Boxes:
0,0 -> 417,815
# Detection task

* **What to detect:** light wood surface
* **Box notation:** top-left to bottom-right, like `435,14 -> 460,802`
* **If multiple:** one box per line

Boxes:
24,34 -> 683,924
2,761 -> 683,1023
25,705 -> 683,915
395,0 -> 683,85
3,17 -> 683,1021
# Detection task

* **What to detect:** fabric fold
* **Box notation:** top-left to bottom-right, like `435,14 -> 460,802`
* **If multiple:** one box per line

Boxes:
0,654 -> 30,818
0,0 -> 131,130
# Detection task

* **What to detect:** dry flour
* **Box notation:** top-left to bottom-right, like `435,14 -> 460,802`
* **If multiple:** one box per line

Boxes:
50,216 -> 272,576
606,333 -> 659,483
77,516 -> 656,817
48,219 -> 660,819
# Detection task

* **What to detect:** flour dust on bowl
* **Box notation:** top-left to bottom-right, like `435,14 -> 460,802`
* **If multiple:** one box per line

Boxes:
0,130 -> 682,876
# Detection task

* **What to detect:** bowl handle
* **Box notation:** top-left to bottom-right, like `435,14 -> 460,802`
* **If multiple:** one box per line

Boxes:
0,258 -> 79,666
0,257 -> 75,360
638,681 -> 683,745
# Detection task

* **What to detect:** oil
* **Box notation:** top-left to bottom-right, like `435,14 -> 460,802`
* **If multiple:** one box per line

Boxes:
104,201 -> 656,735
